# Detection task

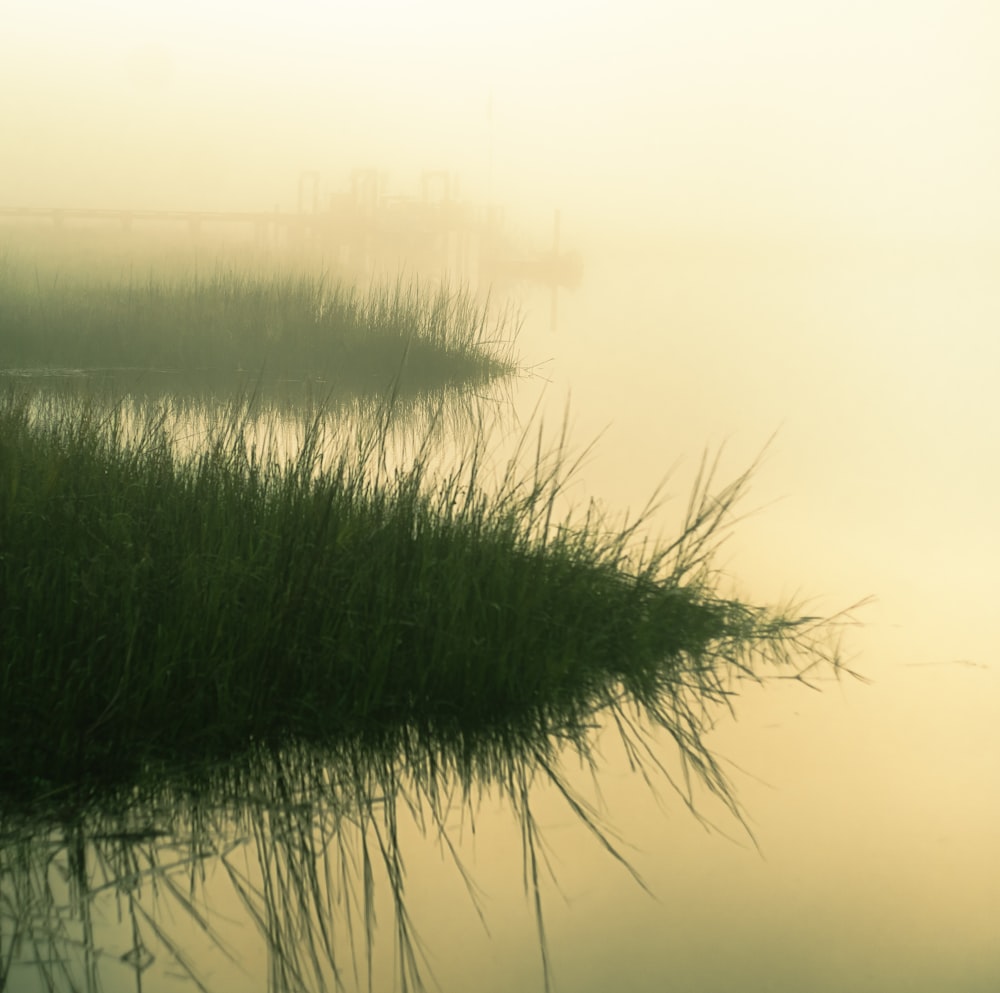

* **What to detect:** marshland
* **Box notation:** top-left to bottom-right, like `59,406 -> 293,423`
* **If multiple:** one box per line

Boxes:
0,377 -> 845,798
1,237 -> 856,991
5,2 -> 1000,990
0,249 -> 518,394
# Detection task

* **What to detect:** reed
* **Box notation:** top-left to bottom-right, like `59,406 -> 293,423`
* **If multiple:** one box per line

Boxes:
0,254 -> 519,392
0,387 -> 856,808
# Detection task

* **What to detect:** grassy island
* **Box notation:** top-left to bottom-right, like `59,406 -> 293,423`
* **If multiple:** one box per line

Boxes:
0,389 -> 847,803
0,255 -> 518,393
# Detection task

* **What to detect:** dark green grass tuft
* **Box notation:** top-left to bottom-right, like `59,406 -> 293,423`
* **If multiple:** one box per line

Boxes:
0,255 -> 518,391
0,389 -> 855,801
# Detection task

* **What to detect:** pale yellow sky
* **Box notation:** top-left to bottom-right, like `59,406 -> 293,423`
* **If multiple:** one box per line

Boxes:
3,0 -> 999,242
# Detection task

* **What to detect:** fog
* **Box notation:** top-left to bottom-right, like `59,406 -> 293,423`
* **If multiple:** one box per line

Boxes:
4,3 -> 1000,991
5,1 -> 1000,245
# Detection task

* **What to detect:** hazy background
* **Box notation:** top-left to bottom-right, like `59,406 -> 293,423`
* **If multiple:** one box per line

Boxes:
3,2 -> 999,991
5,0 -> 1000,245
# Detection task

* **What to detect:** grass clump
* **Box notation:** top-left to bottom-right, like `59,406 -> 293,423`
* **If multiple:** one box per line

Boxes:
0,255 -> 518,392
0,389 -> 853,803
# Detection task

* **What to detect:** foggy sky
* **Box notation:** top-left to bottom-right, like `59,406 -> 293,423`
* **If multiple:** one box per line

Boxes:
4,0 -> 1000,246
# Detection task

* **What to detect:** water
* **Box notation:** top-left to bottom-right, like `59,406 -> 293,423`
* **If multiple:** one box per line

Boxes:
472,236 -> 1000,992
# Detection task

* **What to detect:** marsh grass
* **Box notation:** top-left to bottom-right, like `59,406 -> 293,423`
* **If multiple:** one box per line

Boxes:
0,386 -> 858,806
0,253 -> 518,392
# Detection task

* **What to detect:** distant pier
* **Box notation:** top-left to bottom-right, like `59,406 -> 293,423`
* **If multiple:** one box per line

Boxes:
0,169 -> 583,292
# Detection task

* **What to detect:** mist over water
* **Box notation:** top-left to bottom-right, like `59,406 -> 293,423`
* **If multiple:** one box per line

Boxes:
504,242 -> 1000,991
4,2 -> 1000,990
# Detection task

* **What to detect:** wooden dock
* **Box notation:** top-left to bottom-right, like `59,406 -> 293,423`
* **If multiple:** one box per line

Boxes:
0,170 -> 583,291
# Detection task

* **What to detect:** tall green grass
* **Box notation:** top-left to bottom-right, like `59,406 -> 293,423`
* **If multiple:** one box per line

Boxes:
0,387 -> 856,806
0,254 -> 519,391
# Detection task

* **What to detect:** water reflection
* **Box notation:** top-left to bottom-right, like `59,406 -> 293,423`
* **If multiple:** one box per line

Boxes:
0,731 -> 640,992
4,674 -> 860,993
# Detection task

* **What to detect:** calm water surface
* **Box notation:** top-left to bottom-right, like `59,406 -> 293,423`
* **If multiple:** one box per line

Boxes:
468,238 -> 1000,993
